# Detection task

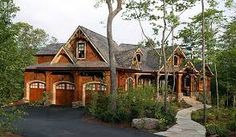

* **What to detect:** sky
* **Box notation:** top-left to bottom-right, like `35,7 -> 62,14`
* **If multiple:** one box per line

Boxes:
13,0 -> 211,45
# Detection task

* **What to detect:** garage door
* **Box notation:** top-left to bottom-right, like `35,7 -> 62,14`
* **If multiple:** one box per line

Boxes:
29,82 -> 45,102
56,83 -> 75,105
84,83 -> 106,105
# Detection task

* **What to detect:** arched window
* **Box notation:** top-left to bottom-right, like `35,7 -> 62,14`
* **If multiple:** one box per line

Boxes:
174,55 -> 178,65
136,53 -> 141,62
126,77 -> 134,91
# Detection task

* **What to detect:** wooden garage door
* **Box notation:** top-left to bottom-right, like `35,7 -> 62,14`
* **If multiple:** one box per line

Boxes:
85,83 -> 106,105
56,83 -> 75,105
29,82 -> 45,102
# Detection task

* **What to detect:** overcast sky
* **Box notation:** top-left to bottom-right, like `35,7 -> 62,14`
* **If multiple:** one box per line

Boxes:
13,0 -> 213,44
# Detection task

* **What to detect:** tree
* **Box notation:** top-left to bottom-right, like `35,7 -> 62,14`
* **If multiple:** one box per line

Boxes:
12,22 -> 58,65
123,0 -> 199,112
106,0 -> 122,95
200,0 -> 207,126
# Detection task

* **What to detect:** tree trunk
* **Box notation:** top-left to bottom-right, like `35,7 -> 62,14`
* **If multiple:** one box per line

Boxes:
201,0 -> 207,126
171,29 -> 176,99
107,14 -> 117,95
162,0 -> 168,112
106,0 -> 122,110
215,63 -> 219,110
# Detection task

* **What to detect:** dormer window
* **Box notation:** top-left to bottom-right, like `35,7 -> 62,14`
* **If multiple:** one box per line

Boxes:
136,53 -> 141,62
174,55 -> 178,66
77,41 -> 86,59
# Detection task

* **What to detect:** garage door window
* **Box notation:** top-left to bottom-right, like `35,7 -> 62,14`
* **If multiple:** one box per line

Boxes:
30,82 -> 45,89
56,83 -> 75,90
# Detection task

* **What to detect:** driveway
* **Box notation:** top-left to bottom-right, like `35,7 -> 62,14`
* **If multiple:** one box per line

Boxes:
15,107 -> 159,137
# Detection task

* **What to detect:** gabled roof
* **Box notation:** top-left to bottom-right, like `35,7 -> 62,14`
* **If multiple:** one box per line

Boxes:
195,63 -> 214,76
36,43 -> 64,55
33,26 -> 192,72
79,26 -> 119,63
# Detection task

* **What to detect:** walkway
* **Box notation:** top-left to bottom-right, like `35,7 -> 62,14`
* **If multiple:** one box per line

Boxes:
155,97 -> 211,137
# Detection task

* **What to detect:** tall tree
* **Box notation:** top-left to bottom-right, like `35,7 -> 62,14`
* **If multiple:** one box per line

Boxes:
123,0 -> 198,110
200,0 -> 207,126
106,0 -> 122,95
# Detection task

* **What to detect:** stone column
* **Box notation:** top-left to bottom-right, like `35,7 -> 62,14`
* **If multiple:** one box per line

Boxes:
177,73 -> 183,100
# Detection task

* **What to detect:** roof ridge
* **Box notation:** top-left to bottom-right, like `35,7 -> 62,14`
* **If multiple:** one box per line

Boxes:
79,26 -> 106,40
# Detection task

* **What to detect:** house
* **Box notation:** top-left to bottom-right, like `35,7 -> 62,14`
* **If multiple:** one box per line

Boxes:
24,26 -> 213,106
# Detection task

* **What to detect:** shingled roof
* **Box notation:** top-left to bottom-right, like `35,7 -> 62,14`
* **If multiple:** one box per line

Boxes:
36,43 -> 64,55
79,26 -> 119,63
34,26 -> 185,72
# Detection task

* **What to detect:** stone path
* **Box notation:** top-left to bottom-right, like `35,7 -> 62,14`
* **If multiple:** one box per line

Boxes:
155,97 -> 211,137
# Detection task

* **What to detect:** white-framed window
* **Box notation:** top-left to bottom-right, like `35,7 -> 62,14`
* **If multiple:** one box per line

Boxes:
77,41 -> 86,59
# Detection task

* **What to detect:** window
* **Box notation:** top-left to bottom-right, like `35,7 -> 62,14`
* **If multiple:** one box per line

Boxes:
38,83 -> 45,89
56,83 -> 66,90
30,82 -> 45,89
77,42 -> 86,59
174,55 -> 178,65
98,84 -> 106,91
30,83 -> 38,88
66,84 -> 75,90
56,83 -> 75,90
86,84 -> 96,91
136,54 -> 141,62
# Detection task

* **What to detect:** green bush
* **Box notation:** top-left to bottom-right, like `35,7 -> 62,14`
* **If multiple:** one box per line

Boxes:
206,123 -> 230,137
87,86 -> 177,129
0,107 -> 24,134
227,121 -> 236,132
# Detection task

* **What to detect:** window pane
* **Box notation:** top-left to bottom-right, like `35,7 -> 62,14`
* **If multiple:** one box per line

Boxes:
77,42 -> 85,58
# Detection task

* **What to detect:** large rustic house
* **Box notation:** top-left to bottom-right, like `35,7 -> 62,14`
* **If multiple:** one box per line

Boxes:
24,26 -> 213,106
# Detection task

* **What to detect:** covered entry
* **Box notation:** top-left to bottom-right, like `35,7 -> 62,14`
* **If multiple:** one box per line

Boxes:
83,82 -> 106,106
55,81 -> 75,105
29,81 -> 46,102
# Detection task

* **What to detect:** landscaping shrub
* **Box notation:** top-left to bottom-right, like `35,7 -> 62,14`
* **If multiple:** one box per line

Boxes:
0,107 -> 24,135
192,107 -> 236,136
87,86 -> 177,129
206,123 -> 230,137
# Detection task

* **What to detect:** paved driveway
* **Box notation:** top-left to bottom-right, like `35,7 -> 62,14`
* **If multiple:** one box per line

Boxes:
15,107 -> 159,137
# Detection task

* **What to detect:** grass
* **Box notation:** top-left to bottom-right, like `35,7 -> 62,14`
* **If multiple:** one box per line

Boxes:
192,107 -> 236,137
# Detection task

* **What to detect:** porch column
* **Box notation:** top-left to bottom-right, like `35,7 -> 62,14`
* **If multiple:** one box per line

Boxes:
45,71 -> 52,104
45,71 -> 51,93
104,71 -> 110,95
156,72 -> 160,98
73,71 -> 79,102
177,73 -> 183,99
190,74 -> 194,97
135,74 -> 139,88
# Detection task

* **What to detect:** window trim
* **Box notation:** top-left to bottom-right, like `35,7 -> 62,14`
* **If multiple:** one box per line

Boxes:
136,53 -> 141,63
174,55 -> 179,66
76,41 -> 86,59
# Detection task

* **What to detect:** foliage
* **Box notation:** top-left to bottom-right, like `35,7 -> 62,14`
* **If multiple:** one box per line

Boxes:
87,86 -> 178,130
0,107 -> 24,134
192,107 -> 236,136
0,0 -> 57,134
